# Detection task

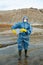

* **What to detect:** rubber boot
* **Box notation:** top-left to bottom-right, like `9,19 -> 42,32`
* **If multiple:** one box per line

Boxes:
25,50 -> 28,58
18,50 -> 21,60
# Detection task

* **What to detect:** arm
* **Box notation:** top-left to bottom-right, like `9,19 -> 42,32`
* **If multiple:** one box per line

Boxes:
11,22 -> 21,34
26,24 -> 32,35
11,22 -> 21,29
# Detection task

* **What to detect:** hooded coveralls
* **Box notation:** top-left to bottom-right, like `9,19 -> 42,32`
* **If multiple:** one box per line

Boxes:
11,16 -> 32,51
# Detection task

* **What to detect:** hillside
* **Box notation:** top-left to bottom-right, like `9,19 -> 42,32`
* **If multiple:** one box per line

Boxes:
0,8 -> 43,24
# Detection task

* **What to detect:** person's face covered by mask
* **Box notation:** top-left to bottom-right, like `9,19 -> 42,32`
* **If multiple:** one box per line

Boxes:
24,18 -> 27,22
23,16 -> 28,22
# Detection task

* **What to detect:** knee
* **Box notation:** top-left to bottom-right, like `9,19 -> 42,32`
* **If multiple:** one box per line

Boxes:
18,44 -> 22,50
24,44 -> 28,50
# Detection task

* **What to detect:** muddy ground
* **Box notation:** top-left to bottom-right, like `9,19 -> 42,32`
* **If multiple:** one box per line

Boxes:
0,25 -> 43,65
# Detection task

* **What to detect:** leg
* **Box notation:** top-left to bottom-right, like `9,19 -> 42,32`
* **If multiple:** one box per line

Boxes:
23,40 -> 29,58
25,50 -> 28,58
18,50 -> 22,60
18,43 -> 22,60
17,37 -> 23,60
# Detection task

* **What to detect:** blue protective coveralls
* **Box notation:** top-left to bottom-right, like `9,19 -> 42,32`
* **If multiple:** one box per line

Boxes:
11,16 -> 32,50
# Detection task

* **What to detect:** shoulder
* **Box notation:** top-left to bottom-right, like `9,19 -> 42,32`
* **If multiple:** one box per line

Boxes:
27,22 -> 30,26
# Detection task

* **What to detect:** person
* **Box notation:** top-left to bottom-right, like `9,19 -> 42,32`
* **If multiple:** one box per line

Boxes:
11,16 -> 32,60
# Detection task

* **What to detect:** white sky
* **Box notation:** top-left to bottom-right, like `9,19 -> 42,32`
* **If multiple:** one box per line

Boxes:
0,0 -> 43,10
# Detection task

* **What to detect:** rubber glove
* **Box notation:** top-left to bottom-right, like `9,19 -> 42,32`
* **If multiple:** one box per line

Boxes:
20,28 -> 27,32
12,29 -> 16,34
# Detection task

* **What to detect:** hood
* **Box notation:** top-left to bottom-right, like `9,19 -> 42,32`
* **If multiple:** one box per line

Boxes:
22,16 -> 28,22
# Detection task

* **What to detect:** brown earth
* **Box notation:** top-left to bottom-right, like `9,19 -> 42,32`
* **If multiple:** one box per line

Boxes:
0,8 -> 43,23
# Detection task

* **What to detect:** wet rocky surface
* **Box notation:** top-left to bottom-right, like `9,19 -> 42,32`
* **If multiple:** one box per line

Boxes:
0,44 -> 43,65
0,26 -> 43,65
